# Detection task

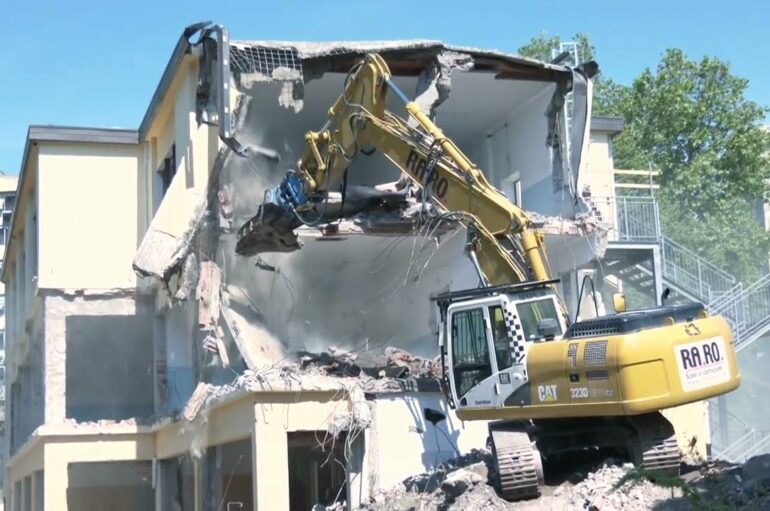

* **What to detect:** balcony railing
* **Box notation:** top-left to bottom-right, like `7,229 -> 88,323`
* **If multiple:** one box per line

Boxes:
588,196 -> 660,243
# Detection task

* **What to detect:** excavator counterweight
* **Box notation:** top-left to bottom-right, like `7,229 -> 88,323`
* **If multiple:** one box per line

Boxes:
236,52 -> 741,501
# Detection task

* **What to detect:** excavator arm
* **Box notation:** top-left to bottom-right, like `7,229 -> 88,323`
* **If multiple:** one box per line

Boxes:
237,53 -> 555,289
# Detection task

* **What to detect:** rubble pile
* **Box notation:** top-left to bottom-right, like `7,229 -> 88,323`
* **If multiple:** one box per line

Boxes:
355,451 -> 770,510
297,346 -> 442,380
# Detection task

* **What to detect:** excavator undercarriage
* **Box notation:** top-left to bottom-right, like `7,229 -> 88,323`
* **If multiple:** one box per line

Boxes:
487,412 -> 680,500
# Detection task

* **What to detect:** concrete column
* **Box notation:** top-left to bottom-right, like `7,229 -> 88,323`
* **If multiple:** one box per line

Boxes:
252,420 -> 289,510
22,475 -> 31,511
13,479 -> 21,511
346,430 -> 369,510
43,450 -> 68,511
33,471 -> 43,511
652,245 -> 664,306
43,297 -> 66,424
28,474 -> 36,511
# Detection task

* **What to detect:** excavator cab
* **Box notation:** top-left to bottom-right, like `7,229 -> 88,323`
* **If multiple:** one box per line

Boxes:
434,280 -> 567,409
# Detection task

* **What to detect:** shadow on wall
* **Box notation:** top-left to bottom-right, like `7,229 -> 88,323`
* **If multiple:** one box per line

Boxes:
65,315 -> 154,422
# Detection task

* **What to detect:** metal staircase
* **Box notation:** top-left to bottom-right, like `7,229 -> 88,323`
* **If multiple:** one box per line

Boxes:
709,398 -> 770,463
595,194 -> 770,462
594,195 -> 770,350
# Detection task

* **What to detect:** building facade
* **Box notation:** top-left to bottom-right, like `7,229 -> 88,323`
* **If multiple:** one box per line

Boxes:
1,23 -> 711,510
0,173 -> 18,506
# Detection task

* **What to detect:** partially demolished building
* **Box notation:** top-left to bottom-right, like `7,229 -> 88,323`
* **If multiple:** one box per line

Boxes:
2,22 -> 697,510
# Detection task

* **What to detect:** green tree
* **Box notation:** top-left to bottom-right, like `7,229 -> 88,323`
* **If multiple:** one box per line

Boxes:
520,35 -> 770,282
608,50 -> 770,282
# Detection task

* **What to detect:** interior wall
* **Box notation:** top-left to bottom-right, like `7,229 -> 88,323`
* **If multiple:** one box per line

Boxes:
65,313 -> 154,421
33,471 -> 43,511
159,456 -> 194,511
205,439 -> 253,511
164,299 -> 196,414
59,295 -> 154,422
370,392 -> 490,491
464,82 -> 570,217
288,432 -> 347,511
67,462 -> 154,511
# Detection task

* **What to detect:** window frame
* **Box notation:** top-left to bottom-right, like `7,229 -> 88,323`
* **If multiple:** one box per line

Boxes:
447,297 -> 507,401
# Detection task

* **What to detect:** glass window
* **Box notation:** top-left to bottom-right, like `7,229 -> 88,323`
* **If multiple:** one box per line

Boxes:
516,299 -> 562,342
0,330 -> 4,350
451,308 -> 492,398
489,306 -> 512,370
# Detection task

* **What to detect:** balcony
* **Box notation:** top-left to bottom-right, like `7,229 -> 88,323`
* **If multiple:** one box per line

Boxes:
588,195 -> 661,243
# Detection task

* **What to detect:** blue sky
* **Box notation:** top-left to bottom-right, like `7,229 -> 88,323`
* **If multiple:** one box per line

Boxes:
1,0 -> 768,174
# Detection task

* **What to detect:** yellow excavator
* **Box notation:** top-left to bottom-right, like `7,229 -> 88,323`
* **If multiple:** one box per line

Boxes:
235,53 -> 741,500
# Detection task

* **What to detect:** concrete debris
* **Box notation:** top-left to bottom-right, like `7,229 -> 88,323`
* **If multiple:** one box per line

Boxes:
362,452 -> 770,511
60,417 -> 151,428
174,251 -> 200,301
327,384 -> 372,437
182,382 -> 212,422
178,344 -> 446,424
217,184 -> 234,232
298,346 -> 442,380
220,285 -> 287,368
411,51 -> 474,126
202,335 -> 230,368
197,261 -> 222,330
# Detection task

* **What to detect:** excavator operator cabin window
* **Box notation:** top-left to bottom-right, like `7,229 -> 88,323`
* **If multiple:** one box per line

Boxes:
489,306 -> 512,370
451,308 -> 492,398
516,299 -> 562,342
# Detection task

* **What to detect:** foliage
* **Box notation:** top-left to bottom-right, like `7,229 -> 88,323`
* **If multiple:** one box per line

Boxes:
607,50 -> 770,282
518,33 -> 770,282
612,466 -> 732,511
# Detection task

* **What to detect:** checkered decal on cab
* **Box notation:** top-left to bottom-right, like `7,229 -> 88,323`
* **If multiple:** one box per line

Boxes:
503,302 -> 526,364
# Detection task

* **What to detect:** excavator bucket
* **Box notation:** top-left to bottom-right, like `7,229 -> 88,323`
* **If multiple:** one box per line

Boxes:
235,181 -> 411,256
235,202 -> 303,256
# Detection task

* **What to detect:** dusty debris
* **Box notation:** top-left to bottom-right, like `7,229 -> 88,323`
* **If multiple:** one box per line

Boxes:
217,184 -> 234,231
362,451 -> 770,511
197,261 -> 222,329
297,346 -> 442,381
182,382 -> 212,422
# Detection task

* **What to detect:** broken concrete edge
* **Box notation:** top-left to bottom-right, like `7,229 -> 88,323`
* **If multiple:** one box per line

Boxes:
132,144 -> 232,288
9,373 -> 443,449
190,368 -> 444,413
45,287 -> 139,299
229,39 -> 570,74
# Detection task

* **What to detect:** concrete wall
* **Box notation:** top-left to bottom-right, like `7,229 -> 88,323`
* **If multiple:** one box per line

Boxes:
583,131 -> 615,198
37,142 -> 141,290
42,293 -> 153,424
368,393 -> 489,492
465,82 -> 574,217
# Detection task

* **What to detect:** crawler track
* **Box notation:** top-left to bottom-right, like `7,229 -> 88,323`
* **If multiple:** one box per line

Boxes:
489,428 -> 543,500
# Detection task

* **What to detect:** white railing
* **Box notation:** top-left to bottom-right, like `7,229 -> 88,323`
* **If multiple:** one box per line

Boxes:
710,273 -> 770,352
590,195 -> 660,242
660,236 -> 737,304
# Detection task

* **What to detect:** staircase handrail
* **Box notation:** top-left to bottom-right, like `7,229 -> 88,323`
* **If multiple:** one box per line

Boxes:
661,236 -> 737,286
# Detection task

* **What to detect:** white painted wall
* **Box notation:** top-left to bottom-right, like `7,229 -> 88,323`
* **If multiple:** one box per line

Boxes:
37,142 -> 141,290
465,83 -> 572,217
368,393 -> 489,492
